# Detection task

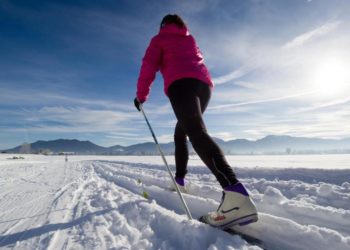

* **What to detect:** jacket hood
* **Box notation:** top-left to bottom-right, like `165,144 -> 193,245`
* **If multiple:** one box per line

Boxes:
159,23 -> 190,36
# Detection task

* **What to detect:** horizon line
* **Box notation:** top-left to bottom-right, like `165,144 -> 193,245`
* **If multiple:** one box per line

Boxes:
2,134 -> 350,150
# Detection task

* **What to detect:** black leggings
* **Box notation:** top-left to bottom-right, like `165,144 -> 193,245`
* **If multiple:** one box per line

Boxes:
168,78 -> 238,188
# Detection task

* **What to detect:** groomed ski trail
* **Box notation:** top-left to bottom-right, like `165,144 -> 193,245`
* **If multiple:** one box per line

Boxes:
0,157 -> 349,250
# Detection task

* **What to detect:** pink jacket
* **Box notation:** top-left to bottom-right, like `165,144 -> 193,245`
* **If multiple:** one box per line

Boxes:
136,24 -> 213,102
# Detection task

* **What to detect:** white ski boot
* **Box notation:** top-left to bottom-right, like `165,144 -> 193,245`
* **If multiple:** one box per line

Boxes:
200,182 -> 258,229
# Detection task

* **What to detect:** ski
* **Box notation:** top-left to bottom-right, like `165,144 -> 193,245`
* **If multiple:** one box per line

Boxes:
165,186 -> 189,194
198,216 -> 268,250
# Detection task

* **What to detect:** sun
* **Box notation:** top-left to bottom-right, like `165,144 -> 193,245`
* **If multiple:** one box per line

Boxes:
311,58 -> 350,98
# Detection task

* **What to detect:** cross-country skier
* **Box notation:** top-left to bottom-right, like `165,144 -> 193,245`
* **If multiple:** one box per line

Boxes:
134,14 -> 258,228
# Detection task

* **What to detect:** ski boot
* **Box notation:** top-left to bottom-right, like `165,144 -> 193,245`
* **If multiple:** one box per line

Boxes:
200,182 -> 258,229
170,178 -> 187,193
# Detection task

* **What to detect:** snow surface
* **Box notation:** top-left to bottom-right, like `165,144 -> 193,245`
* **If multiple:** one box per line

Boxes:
0,154 -> 349,250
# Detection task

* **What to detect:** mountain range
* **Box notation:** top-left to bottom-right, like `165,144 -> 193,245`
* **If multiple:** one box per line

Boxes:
2,135 -> 350,155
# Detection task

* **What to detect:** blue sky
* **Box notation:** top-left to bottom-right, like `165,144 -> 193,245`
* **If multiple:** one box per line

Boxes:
1,0 -> 350,149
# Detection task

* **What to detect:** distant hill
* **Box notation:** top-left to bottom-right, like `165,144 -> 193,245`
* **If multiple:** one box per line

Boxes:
2,135 -> 350,155
223,135 -> 350,154
4,139 -> 106,154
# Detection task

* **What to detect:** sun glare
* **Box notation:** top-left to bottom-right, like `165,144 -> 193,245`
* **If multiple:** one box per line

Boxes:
311,58 -> 350,98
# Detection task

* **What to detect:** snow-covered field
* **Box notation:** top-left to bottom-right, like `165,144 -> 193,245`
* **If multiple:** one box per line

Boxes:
0,154 -> 349,250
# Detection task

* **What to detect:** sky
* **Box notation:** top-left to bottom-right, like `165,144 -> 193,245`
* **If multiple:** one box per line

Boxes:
1,0 -> 350,149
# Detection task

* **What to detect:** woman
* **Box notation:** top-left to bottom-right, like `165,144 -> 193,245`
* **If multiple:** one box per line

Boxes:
134,14 -> 258,228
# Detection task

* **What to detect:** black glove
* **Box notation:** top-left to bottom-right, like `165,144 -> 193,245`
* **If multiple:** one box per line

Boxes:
134,97 -> 143,111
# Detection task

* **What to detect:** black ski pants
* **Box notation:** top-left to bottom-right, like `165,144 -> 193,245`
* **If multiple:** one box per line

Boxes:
168,78 -> 238,188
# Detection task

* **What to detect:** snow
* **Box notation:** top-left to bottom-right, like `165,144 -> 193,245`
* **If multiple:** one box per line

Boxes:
0,154 -> 349,250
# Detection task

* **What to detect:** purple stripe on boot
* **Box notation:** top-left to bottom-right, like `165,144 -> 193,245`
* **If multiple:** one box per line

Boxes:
175,178 -> 185,186
224,182 -> 249,196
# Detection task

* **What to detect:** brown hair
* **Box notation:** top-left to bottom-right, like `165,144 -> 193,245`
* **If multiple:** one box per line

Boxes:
160,14 -> 186,29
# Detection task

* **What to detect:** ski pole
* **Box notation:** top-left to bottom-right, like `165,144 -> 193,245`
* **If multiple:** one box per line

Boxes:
139,105 -> 193,220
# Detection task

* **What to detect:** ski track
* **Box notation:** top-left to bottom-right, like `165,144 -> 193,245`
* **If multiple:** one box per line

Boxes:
0,156 -> 349,250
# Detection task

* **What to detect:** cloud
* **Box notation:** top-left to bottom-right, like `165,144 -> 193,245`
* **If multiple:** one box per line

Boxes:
0,85 -> 133,110
209,91 -> 316,110
210,131 -> 236,141
282,20 -> 342,49
291,96 -> 350,115
212,67 -> 249,85
239,106 -> 350,140
4,106 -> 138,133
0,87 -> 143,136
